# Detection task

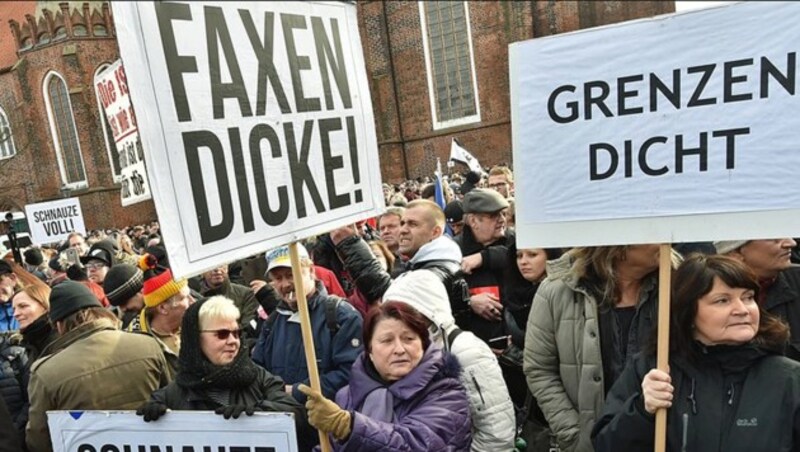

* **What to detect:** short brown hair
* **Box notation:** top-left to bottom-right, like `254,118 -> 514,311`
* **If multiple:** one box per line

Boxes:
363,301 -> 431,353
406,200 -> 445,229
489,165 -> 513,183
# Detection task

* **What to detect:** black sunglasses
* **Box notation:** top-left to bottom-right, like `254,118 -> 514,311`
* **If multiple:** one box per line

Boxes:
201,329 -> 241,340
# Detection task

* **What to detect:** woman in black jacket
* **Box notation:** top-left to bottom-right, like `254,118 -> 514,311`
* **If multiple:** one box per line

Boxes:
137,295 -> 313,450
593,254 -> 800,451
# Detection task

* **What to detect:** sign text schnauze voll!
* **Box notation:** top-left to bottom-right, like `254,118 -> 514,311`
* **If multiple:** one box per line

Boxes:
156,4 -> 361,245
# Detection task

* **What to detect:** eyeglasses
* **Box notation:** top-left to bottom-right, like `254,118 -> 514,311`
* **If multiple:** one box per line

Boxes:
85,262 -> 107,271
202,329 -> 241,340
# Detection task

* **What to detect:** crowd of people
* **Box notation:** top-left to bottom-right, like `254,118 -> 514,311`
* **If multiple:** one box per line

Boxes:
1,164 -> 800,452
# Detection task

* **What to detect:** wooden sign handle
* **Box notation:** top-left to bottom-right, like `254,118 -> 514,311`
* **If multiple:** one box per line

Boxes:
654,243 -> 672,452
289,242 -> 332,452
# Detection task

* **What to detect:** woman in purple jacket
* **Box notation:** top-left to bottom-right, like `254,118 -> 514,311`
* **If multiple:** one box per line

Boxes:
300,301 -> 472,451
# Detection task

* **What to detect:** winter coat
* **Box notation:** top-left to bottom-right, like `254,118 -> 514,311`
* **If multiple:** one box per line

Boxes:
0,302 -> 18,332
592,344 -> 800,452
252,283 -> 363,403
127,314 -> 180,382
523,255 -> 657,452
392,269 -> 516,451
332,344 -> 472,451
336,235 -> 471,323
454,229 -> 514,345
0,336 -> 26,434
26,318 -> 170,452
0,396 -> 21,452
152,366 -> 313,451
763,266 -> 800,361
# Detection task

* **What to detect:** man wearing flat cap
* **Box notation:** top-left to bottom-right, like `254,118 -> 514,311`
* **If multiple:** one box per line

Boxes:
26,281 -> 169,452
455,188 -> 514,352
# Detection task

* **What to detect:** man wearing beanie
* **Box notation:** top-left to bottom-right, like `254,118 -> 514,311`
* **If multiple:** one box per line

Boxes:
715,238 -> 800,361
197,263 -> 258,347
104,264 -> 145,329
126,255 -> 194,379
26,281 -> 169,452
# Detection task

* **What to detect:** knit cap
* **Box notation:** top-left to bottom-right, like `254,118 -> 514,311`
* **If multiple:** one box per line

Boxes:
49,280 -> 102,322
713,240 -> 749,255
24,248 -> 43,266
138,254 -> 187,308
103,264 -> 144,307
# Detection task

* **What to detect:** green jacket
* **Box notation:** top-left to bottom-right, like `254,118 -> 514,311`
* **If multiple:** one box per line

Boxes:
200,279 -> 258,336
26,318 -> 169,452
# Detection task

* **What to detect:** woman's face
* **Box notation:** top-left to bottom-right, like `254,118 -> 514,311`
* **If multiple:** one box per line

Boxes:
199,317 -> 240,366
369,317 -> 424,382
12,291 -> 47,330
517,248 -> 547,282
622,244 -> 660,272
370,244 -> 389,272
693,276 -> 759,346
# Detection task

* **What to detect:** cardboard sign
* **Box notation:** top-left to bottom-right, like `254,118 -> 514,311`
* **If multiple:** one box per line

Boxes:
112,1 -> 383,277
47,411 -> 298,452
24,198 -> 85,245
95,60 -> 153,206
510,2 -> 800,248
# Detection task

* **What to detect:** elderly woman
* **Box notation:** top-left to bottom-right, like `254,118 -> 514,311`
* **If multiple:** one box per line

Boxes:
524,245 -> 673,451
299,301 -> 472,451
137,296 -> 312,450
592,254 -> 800,451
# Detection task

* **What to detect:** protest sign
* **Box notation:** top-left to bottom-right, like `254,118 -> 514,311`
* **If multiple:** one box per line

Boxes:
112,1 -> 383,278
95,60 -> 152,206
47,411 -> 298,452
510,2 -> 800,249
24,198 -> 85,245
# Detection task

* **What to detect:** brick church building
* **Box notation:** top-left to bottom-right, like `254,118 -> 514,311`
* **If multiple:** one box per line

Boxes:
0,1 -> 673,231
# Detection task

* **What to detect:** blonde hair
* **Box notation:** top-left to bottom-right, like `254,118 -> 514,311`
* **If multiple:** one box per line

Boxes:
406,199 -> 446,229
199,296 -> 240,330
19,282 -> 52,312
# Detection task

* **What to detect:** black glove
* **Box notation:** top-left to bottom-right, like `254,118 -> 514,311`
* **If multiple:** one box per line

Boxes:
136,401 -> 168,422
214,404 -> 257,419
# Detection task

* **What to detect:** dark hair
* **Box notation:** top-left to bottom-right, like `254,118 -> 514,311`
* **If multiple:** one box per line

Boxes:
669,254 -> 789,361
363,301 -> 431,353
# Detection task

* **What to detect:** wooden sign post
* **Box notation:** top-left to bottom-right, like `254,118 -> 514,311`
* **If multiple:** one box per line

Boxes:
289,242 -> 331,452
654,243 -> 672,452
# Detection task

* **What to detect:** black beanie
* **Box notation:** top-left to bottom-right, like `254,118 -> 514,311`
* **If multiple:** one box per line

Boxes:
103,264 -> 143,307
24,248 -> 43,266
49,280 -> 103,322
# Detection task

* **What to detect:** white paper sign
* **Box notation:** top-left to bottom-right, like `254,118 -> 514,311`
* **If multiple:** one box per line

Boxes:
24,198 -> 86,245
112,1 -> 383,277
510,2 -> 800,248
47,411 -> 298,452
95,60 -> 153,207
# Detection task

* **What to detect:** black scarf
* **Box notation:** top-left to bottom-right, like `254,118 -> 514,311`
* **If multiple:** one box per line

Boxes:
697,341 -> 769,375
21,315 -> 56,361
175,299 -> 258,390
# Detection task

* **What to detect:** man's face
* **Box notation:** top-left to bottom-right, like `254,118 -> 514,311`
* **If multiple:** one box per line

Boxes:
379,214 -> 402,251
120,292 -> 145,314
85,259 -> 109,284
0,272 -> 17,302
203,265 -> 228,287
468,209 -> 507,245
163,286 -> 194,323
735,238 -> 797,279
69,235 -> 88,255
268,265 -> 315,310
398,207 -> 440,258
487,174 -> 511,198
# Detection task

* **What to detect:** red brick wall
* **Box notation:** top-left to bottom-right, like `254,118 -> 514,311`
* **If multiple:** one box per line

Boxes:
358,0 -> 674,183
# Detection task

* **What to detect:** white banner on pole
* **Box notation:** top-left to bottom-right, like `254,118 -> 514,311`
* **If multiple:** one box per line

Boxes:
95,60 -> 152,207
449,139 -> 483,174
112,1 -> 383,277
24,198 -> 85,245
510,2 -> 800,248
47,411 -> 298,452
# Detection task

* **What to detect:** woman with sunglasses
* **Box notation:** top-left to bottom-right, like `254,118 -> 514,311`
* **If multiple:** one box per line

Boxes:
137,296 -> 314,450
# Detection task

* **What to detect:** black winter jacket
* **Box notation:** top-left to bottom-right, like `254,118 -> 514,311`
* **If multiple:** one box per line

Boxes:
593,344 -> 800,452
0,335 -> 27,434
764,266 -> 800,361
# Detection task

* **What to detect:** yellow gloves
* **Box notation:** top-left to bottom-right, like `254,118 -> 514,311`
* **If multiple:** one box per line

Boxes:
298,384 -> 352,441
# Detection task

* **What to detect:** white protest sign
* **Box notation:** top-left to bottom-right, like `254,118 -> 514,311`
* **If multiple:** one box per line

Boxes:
47,411 -> 298,452
112,1 -> 383,277
24,198 -> 85,245
510,2 -> 800,248
95,60 -> 152,207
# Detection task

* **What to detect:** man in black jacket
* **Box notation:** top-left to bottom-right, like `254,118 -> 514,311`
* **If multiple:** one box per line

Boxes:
332,200 -> 470,324
455,188 -> 513,352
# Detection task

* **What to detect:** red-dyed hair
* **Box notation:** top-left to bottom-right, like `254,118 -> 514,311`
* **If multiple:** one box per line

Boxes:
363,301 -> 431,352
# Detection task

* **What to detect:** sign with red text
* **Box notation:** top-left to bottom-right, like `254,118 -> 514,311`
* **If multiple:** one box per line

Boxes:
112,1 -> 383,277
24,198 -> 85,245
95,60 -> 152,206
510,2 -> 800,248
47,411 -> 297,452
